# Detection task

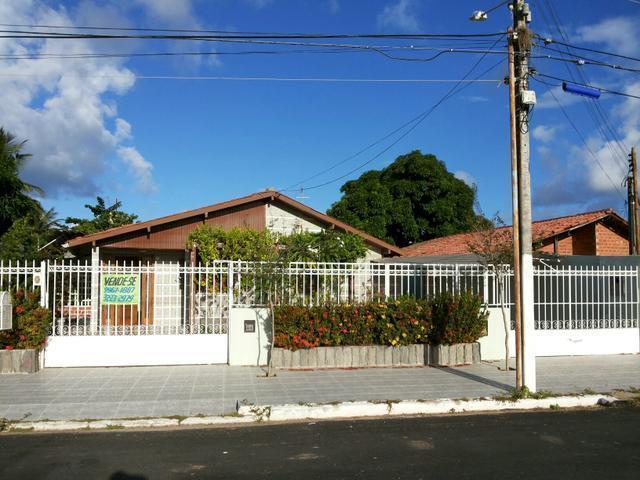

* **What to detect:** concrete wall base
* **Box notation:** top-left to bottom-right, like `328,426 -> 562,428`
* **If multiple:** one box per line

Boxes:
272,345 -> 429,369
428,342 -> 481,367
0,349 -> 40,374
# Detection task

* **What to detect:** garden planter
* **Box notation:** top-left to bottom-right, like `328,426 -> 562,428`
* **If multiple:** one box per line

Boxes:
272,344 -> 429,369
428,342 -> 481,367
0,349 -> 40,374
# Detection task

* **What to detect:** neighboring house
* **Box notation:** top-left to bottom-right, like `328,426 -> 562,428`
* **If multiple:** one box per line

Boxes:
402,209 -> 630,259
65,190 -> 402,264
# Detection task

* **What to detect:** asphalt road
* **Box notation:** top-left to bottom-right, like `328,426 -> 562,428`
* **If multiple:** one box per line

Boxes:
1,407 -> 639,480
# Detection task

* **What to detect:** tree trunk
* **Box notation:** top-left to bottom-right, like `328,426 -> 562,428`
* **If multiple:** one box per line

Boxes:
499,272 -> 510,371
266,300 -> 276,377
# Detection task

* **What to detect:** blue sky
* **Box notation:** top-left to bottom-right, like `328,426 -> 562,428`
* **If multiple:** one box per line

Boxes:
1,0 -> 639,226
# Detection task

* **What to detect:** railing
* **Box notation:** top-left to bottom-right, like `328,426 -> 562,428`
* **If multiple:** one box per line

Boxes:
2,260 -> 639,335
231,262 -> 499,307
534,265 -> 638,330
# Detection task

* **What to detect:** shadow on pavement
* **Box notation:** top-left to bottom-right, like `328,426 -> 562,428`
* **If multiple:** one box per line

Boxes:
433,366 -> 513,392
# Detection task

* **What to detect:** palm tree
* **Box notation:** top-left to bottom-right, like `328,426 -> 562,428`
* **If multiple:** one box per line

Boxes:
0,128 -> 43,236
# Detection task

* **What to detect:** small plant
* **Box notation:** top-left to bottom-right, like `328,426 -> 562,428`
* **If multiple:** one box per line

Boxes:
0,289 -> 51,351
549,403 -> 560,410
428,291 -> 488,346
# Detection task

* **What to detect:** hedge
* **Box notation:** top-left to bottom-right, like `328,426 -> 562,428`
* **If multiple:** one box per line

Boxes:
0,289 -> 52,351
429,291 -> 489,345
273,292 -> 489,350
274,297 -> 431,350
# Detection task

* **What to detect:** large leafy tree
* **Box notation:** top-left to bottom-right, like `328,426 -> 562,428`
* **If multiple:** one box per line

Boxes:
327,150 -> 483,247
65,196 -> 138,236
0,128 -> 43,236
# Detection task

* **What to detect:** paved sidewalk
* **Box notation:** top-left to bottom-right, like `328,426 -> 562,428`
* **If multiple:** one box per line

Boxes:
0,355 -> 638,421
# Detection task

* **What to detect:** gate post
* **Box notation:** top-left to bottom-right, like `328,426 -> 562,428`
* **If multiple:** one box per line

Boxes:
384,264 -> 390,299
39,260 -> 47,308
91,247 -> 100,334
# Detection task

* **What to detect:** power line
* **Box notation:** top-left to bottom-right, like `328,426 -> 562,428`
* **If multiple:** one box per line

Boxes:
0,45 -> 509,63
535,72 -> 640,99
532,78 -> 626,201
533,34 -> 640,64
534,0 -> 628,170
282,36 -> 506,192
0,28 -> 507,41
0,72 -> 502,83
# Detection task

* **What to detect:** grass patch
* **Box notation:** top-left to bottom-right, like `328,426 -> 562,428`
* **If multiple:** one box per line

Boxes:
104,424 -> 125,430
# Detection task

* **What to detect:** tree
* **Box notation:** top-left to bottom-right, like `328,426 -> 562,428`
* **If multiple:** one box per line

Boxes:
327,150 -> 484,247
278,229 -> 368,263
0,209 -> 64,261
65,196 -> 138,236
0,128 -> 43,236
466,213 -> 513,371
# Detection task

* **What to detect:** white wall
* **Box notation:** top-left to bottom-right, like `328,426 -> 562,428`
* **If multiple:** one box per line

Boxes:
228,308 -> 271,366
45,335 -> 228,367
478,306 -> 640,359
266,203 -> 323,235
265,202 -> 382,261
478,307 -> 515,361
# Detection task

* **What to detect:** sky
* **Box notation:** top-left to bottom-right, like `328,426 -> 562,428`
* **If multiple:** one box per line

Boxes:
1,0 -> 639,226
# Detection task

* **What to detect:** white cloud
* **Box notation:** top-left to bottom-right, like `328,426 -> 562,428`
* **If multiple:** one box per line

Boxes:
328,0 -> 340,14
532,125 -> 559,143
465,95 -> 489,103
377,0 -> 420,32
134,0 -> 199,26
117,147 -> 156,193
536,85 -> 582,110
0,0 -> 152,197
455,170 -> 476,187
575,17 -> 639,57
244,0 -> 275,8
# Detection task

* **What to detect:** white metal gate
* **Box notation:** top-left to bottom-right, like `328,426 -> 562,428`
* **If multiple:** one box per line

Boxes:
44,261 -> 229,367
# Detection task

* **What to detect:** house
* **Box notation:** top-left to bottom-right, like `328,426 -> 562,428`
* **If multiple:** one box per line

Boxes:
402,209 -> 630,259
65,190 -> 403,264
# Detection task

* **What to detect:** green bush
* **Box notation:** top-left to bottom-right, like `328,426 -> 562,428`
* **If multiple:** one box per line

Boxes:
274,291 -> 489,350
428,291 -> 488,345
274,297 -> 431,350
0,289 -> 52,351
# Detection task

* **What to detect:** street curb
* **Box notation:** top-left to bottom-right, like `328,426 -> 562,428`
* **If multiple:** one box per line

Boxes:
237,395 -> 618,422
3,395 -> 617,432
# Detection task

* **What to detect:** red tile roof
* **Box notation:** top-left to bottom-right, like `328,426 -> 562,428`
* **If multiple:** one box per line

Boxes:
402,209 -> 627,257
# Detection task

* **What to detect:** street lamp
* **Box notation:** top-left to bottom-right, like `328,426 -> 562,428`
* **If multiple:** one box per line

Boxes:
469,1 -> 511,22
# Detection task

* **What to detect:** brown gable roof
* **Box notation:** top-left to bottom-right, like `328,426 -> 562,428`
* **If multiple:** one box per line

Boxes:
66,191 -> 403,256
402,209 -> 628,257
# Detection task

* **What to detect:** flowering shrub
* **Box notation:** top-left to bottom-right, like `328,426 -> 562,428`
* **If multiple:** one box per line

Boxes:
274,297 -> 431,350
428,291 -> 488,345
0,289 -> 51,351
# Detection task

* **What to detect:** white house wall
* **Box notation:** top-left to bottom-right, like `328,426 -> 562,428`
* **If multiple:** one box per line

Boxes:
265,202 -> 382,261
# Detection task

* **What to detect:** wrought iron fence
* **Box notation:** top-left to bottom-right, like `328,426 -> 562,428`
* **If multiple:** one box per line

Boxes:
2,259 -> 639,336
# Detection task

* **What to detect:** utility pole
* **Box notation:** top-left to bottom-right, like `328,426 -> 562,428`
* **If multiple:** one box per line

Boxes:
632,147 -> 640,254
628,177 -> 636,254
512,0 -> 536,392
507,30 -> 522,388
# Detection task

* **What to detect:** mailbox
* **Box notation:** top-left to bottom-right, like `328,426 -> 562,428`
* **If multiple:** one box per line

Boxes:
244,320 -> 256,333
0,291 -> 12,330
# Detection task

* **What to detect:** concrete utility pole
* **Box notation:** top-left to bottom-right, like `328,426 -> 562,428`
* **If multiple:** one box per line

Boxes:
628,177 -> 636,255
507,30 -> 522,388
512,0 -> 536,392
631,147 -> 640,254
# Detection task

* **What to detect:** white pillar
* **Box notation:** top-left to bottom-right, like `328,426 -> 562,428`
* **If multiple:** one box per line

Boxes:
521,254 -> 536,391
91,247 -> 100,334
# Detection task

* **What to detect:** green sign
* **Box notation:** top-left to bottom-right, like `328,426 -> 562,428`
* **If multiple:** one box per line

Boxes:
101,274 -> 140,305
